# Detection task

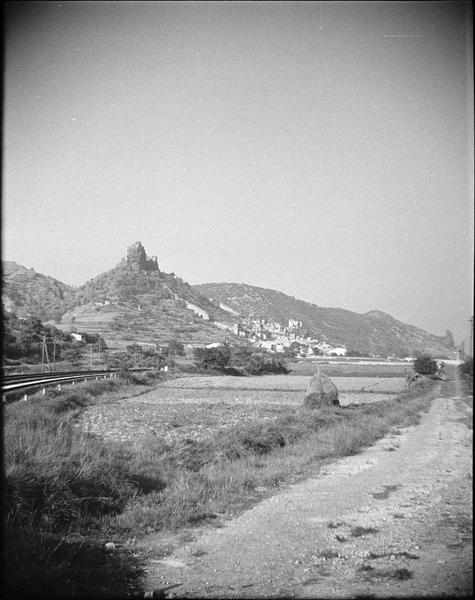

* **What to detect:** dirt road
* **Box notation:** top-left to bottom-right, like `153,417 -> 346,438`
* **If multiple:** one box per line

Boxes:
144,383 -> 472,598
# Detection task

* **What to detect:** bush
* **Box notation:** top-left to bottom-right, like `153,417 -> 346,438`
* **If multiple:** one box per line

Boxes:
413,354 -> 438,376
458,357 -> 473,394
193,344 -> 231,371
116,368 -> 160,386
167,340 -> 185,356
458,357 -> 473,377
193,344 -> 289,375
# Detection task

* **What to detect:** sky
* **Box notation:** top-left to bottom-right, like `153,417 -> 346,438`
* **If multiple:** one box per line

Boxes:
3,1 -> 473,344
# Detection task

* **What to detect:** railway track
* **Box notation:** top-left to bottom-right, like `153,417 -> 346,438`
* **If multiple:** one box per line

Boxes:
2,368 -> 152,400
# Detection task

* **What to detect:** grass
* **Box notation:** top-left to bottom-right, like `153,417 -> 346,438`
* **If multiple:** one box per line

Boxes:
4,375 -> 438,599
350,526 -> 380,537
163,374 -> 407,392
109,381 -> 438,534
289,359 -> 412,378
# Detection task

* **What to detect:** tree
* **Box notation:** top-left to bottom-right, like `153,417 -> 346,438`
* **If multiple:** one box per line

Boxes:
62,344 -> 85,367
167,340 -> 185,357
93,337 -> 107,353
458,357 -> 473,377
444,330 -> 455,348
193,344 -> 288,375
107,351 -> 135,370
413,354 -> 438,376
193,344 -> 231,371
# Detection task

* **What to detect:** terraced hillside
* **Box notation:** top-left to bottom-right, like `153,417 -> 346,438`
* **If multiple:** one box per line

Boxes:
3,245 -> 237,348
58,299 -> 232,350
2,243 -> 457,356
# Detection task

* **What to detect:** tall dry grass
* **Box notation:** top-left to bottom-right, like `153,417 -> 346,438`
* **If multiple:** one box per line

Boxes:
4,378 -> 163,599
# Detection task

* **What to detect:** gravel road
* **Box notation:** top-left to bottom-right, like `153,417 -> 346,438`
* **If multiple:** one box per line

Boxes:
144,382 -> 472,598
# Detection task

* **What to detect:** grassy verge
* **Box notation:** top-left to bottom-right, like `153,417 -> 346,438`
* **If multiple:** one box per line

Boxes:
4,374 -> 163,599
4,377 -> 438,599
111,380 -> 438,535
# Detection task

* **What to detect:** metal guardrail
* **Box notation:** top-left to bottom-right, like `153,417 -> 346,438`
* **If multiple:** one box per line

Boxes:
2,370 -> 117,401
3,369 -> 114,384
1,367 -> 158,402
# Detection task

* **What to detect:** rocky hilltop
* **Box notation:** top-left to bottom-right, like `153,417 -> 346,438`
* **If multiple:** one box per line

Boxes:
124,241 -> 160,273
2,243 -> 236,349
57,243 -> 234,348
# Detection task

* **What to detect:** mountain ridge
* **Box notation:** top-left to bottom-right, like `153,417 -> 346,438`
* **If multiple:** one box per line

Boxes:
2,244 -> 456,356
193,281 -> 455,357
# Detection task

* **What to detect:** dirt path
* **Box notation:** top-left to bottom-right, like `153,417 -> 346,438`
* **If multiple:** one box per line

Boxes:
144,384 -> 472,598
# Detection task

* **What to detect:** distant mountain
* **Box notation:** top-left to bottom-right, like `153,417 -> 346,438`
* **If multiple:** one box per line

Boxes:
194,282 -> 455,357
2,261 -> 75,321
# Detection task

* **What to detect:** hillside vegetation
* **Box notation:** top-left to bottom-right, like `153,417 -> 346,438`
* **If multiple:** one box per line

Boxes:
3,261 -> 75,322
2,243 -> 456,356
194,282 -> 455,357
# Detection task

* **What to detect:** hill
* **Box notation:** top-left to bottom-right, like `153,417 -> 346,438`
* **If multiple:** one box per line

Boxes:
2,244 -> 456,357
2,261 -> 75,322
194,282 -> 455,357
2,243 -> 236,350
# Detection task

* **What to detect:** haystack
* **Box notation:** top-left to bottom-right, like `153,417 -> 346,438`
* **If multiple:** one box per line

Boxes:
304,366 -> 340,408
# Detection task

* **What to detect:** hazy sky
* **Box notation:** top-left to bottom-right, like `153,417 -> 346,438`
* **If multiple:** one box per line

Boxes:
3,1 -> 473,343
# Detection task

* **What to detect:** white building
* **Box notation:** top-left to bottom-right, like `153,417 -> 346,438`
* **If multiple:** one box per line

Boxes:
326,347 -> 347,357
70,333 -> 85,342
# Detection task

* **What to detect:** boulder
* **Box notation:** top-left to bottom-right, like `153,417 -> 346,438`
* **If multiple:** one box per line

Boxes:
304,367 -> 340,408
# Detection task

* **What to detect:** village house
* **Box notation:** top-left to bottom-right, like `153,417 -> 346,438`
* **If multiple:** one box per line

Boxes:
325,347 -> 347,357
70,333 -> 85,342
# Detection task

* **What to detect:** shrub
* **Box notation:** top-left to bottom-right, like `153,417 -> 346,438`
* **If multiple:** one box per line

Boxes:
116,368 -> 160,386
193,344 -> 231,371
458,357 -> 473,394
193,344 -> 289,375
413,354 -> 438,376
167,340 -> 185,356
458,356 -> 473,377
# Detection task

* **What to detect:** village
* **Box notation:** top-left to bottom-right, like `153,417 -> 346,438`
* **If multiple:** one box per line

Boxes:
213,316 -> 348,357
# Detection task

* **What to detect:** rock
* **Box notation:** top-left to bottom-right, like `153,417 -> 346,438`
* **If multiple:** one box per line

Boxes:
304,367 -> 340,408
126,241 -> 159,273
105,542 -> 116,551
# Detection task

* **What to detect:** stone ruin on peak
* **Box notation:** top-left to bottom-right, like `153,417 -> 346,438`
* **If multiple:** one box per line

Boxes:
124,241 -> 160,273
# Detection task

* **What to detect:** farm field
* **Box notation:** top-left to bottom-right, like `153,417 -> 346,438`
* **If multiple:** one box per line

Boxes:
165,374 -> 406,392
79,373 -> 408,445
289,358 -> 412,378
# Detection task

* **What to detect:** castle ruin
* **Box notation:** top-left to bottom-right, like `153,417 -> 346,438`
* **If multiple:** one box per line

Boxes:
125,241 -> 160,273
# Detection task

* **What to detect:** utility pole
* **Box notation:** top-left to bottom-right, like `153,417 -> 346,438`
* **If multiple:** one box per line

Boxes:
53,338 -> 56,372
469,316 -> 473,357
41,337 -> 50,373
89,344 -> 93,370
